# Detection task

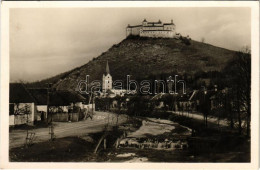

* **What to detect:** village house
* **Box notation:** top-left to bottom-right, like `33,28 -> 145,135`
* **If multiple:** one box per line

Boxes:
189,85 -> 221,113
28,88 -> 87,122
9,83 -> 38,126
9,84 -> 88,126
177,94 -> 191,112
27,88 -> 48,121
189,90 -> 200,112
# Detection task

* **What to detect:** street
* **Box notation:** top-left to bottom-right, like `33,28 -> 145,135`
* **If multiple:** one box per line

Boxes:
9,111 -> 128,149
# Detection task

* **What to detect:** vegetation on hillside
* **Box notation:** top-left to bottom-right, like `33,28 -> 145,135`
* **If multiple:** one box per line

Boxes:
26,37 -> 236,91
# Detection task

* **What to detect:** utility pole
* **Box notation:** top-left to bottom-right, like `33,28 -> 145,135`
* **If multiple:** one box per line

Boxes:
25,104 -> 30,147
46,83 -> 54,140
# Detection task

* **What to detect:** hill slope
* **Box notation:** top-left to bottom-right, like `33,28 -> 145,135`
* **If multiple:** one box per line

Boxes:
28,36 -> 236,90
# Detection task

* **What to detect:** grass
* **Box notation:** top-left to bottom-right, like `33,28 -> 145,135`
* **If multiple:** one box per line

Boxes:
9,121 -> 50,132
10,137 -> 95,162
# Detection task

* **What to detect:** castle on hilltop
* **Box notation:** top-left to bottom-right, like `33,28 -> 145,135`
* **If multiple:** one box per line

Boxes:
126,19 -> 179,38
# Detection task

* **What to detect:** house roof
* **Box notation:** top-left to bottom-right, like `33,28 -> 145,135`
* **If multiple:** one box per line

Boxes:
28,88 -> 86,106
9,83 -> 36,103
151,93 -> 165,100
189,89 -> 219,102
189,90 -> 199,101
55,91 -> 86,104
27,88 -> 48,105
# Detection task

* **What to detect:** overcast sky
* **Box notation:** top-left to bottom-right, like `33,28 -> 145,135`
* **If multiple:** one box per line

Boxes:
10,8 -> 251,82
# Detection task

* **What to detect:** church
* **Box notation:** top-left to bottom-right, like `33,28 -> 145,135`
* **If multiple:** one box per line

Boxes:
102,61 -> 112,93
126,19 -> 180,38
102,61 -> 126,97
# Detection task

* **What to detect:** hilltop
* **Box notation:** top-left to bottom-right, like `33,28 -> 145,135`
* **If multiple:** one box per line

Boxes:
27,36 -> 236,91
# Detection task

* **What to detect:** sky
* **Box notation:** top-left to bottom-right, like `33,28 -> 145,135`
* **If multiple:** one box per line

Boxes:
10,8 -> 251,82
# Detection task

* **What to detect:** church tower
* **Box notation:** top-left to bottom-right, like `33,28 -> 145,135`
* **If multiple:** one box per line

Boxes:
102,61 -> 112,92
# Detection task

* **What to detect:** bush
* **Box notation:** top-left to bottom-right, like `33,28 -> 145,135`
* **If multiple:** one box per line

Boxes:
180,36 -> 191,45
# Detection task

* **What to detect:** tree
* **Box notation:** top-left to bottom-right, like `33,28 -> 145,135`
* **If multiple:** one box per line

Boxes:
234,49 -> 251,136
224,47 -> 251,136
198,89 -> 210,127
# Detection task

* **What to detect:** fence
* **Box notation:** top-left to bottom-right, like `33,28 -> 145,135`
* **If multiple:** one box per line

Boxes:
48,112 -> 84,122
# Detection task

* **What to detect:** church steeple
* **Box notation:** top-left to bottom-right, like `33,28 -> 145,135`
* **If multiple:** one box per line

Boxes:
106,60 -> 110,75
102,61 -> 112,92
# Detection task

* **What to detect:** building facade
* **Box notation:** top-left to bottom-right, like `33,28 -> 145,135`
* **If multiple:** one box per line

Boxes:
126,19 -> 177,38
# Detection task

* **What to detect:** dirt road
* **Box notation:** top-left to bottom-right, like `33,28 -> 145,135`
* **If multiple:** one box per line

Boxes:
9,111 -> 128,149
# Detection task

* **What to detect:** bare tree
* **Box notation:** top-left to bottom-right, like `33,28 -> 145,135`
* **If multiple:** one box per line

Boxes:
225,47 -> 251,136
235,48 -> 251,136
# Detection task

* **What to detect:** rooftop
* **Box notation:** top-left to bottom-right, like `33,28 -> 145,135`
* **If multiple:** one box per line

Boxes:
10,83 -> 86,106
10,83 -> 36,103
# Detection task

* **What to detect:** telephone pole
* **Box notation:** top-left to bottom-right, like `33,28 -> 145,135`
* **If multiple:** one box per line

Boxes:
46,83 -> 54,140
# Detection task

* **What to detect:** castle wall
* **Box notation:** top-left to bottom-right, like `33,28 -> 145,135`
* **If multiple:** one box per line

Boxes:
142,26 -> 164,31
164,25 -> 175,31
140,30 -> 175,38
126,26 -> 142,36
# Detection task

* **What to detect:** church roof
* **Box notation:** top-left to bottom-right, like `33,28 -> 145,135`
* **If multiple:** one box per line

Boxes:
105,61 -> 110,75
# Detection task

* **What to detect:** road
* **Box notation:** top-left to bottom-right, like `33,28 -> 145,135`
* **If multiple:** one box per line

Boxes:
9,111 -> 128,149
170,111 -> 229,127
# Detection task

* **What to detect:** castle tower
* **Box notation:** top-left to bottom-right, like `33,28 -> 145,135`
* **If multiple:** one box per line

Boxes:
102,61 -> 112,92
142,19 -> 148,26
